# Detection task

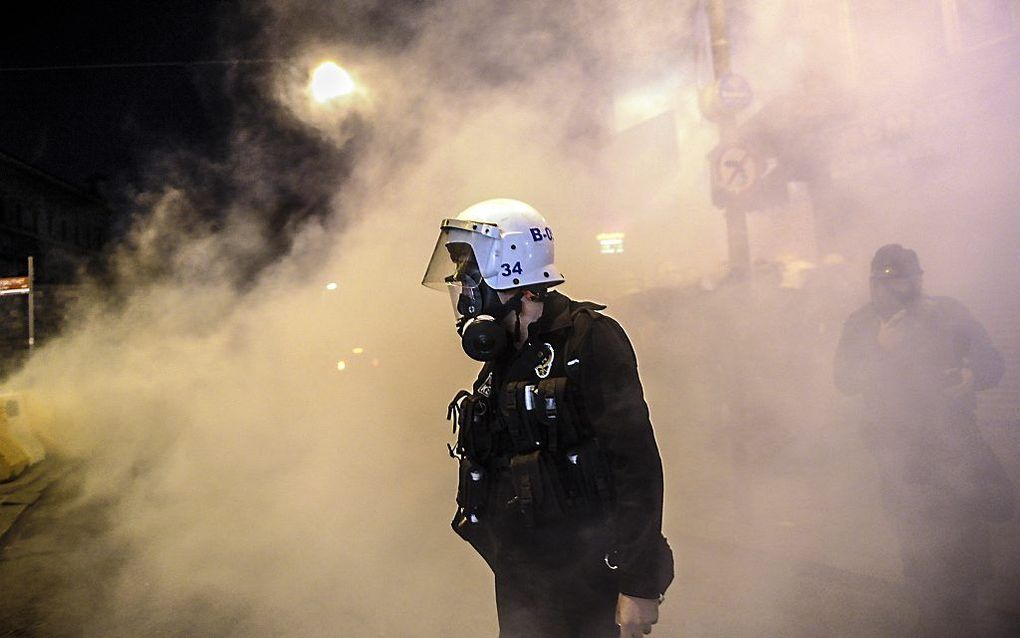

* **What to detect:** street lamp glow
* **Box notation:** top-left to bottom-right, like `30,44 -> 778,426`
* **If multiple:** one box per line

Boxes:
310,62 -> 356,103
325,282 -> 338,291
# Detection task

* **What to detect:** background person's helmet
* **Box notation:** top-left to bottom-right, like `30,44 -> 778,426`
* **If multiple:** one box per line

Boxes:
422,198 -> 565,293
870,243 -> 923,280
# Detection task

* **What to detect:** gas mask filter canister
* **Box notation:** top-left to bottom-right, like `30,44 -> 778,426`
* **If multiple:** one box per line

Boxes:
459,315 -> 508,362
455,280 -> 522,362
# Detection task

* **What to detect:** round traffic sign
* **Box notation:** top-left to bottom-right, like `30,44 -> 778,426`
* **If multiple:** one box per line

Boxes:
715,145 -> 758,195
717,73 -> 753,113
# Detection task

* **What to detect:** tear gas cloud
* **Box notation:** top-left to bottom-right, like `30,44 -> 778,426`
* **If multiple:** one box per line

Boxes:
6,1 -> 1019,636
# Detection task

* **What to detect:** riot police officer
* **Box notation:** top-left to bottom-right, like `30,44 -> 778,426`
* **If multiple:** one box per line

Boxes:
422,199 -> 674,638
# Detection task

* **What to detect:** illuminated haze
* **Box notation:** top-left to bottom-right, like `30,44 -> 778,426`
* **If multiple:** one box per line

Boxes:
8,1 -> 1019,636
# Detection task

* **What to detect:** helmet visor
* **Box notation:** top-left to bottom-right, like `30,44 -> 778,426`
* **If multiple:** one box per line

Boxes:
421,221 -> 498,291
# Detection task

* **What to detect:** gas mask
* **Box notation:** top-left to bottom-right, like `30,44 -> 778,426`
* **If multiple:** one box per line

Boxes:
869,244 -> 924,319
448,260 -> 523,362
870,276 -> 921,319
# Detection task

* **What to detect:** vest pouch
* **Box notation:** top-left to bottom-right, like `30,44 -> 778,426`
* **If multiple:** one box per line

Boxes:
500,382 -> 546,453
452,458 -> 496,566
508,450 -> 568,528
457,458 -> 490,513
458,395 -> 493,461
535,377 -> 581,452
563,438 -> 614,516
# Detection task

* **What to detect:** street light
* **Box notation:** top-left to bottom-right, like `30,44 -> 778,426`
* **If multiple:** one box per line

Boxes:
309,61 -> 356,103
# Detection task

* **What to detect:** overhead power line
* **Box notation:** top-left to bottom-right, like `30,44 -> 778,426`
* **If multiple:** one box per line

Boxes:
0,58 -> 288,72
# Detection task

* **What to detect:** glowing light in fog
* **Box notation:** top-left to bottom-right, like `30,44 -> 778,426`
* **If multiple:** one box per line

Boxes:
352,347 -> 364,354
310,62 -> 356,103
325,282 -> 338,291
613,76 -> 683,131
337,360 -> 347,371
597,232 -> 625,255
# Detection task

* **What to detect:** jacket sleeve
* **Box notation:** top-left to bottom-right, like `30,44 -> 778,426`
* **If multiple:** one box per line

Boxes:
578,314 -> 672,599
949,301 -> 1005,391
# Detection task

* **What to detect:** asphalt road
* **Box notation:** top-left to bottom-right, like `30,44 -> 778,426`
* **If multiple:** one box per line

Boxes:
2,459 -> 1019,637
0,461 -> 119,638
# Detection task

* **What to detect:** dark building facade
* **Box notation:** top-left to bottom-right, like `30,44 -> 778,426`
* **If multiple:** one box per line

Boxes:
0,151 -> 115,375
0,151 -> 112,280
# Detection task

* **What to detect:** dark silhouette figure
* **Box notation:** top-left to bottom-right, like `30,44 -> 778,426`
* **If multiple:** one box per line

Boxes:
834,244 -> 1013,636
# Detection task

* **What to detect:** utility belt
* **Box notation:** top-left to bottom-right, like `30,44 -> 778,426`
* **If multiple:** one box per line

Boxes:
450,378 -> 614,545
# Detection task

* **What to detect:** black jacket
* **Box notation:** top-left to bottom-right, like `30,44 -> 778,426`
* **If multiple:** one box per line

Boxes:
833,295 -> 1011,521
834,295 -> 1004,413
477,291 -> 672,598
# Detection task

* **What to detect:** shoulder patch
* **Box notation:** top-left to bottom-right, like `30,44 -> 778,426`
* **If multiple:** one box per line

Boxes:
534,343 -> 555,379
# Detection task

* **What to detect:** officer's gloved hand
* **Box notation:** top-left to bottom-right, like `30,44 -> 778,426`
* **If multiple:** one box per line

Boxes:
616,593 -> 659,637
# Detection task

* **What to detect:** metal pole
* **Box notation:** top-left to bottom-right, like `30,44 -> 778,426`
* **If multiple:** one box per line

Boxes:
707,0 -> 733,81
27,256 -> 34,350
706,0 -> 751,280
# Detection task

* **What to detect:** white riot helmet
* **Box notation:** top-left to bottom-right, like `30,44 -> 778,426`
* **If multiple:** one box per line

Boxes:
422,198 -> 565,361
422,198 -> 565,292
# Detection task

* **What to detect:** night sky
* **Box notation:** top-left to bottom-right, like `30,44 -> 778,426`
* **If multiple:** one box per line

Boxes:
0,1 -> 246,192
0,0 -> 373,266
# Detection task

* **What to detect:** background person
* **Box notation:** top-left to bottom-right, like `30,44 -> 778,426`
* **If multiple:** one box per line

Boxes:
834,243 -> 1013,636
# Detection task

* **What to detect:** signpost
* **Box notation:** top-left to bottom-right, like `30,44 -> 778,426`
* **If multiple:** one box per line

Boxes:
0,257 -> 35,350
0,277 -> 30,296
705,0 -> 751,279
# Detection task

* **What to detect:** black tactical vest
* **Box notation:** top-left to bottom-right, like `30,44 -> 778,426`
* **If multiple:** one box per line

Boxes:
448,305 -> 615,550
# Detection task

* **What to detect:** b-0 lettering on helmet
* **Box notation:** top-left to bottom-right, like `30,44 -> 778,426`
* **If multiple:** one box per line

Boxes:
529,227 -> 554,242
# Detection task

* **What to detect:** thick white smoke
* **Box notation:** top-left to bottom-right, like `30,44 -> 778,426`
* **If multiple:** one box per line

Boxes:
6,1 -> 1019,636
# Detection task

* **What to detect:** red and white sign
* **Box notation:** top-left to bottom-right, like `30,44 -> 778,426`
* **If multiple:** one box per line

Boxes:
714,145 -> 759,195
0,276 -> 31,296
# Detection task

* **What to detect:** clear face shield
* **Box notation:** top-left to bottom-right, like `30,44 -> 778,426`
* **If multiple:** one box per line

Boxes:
422,222 -> 499,322
422,222 -> 511,361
